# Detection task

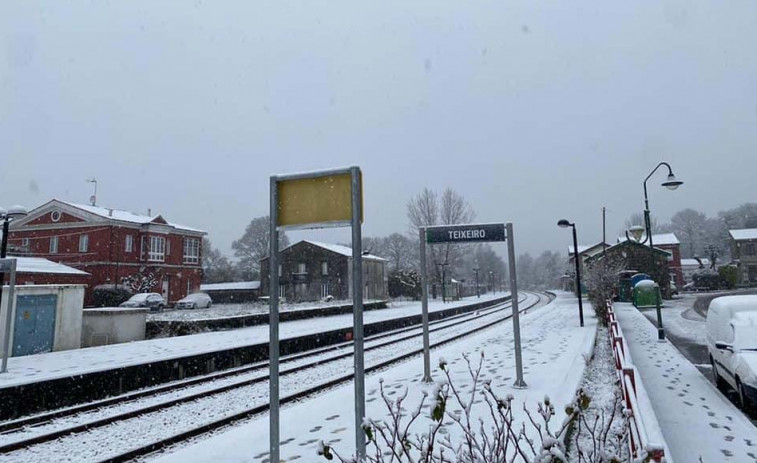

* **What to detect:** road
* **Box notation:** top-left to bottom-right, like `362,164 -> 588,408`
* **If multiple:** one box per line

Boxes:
638,293 -> 757,422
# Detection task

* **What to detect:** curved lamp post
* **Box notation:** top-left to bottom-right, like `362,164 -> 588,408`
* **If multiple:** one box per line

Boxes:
642,162 -> 684,340
558,219 -> 584,327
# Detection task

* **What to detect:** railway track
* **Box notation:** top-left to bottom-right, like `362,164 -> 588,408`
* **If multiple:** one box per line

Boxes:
0,292 -> 552,463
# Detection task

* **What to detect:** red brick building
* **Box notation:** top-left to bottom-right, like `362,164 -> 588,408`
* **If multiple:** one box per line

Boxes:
7,199 -> 206,306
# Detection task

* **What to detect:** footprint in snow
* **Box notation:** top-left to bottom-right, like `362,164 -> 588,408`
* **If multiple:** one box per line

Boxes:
326,415 -> 340,421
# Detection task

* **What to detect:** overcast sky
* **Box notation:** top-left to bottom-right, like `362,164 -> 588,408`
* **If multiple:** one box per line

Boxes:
2,1 -> 756,258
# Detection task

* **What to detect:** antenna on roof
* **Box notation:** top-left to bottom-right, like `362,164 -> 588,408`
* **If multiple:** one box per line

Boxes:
86,178 -> 98,206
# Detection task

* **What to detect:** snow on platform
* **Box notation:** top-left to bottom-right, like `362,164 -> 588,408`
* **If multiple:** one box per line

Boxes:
0,294 -> 507,390
152,292 -> 597,463
615,302 -> 757,462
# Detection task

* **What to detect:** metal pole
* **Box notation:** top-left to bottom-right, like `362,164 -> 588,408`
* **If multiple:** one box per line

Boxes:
350,167 -> 366,460
268,176 -> 281,463
506,223 -> 527,388
0,219 -> 8,371
1,258 -> 16,373
419,227 -> 431,382
571,225 -> 585,327
474,269 -> 479,298
645,208 -> 665,340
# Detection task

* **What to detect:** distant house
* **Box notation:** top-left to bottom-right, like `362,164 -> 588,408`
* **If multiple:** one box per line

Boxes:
617,233 -> 682,288
681,258 -> 711,284
567,242 -> 611,264
586,239 -> 672,297
1,257 -> 91,287
260,240 -> 388,302
730,229 -> 757,285
7,199 -> 206,305
200,281 -> 260,303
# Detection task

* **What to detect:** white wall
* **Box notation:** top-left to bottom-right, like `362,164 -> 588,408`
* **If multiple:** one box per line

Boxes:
0,284 -> 85,355
81,308 -> 147,347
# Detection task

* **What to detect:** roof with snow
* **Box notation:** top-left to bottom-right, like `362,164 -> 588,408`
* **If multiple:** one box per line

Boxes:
567,242 -> 610,257
681,258 -> 711,267
272,240 -> 387,262
730,229 -> 757,241
617,232 -> 680,246
200,281 -> 261,291
585,239 -> 671,263
7,257 -> 89,275
23,199 -> 205,234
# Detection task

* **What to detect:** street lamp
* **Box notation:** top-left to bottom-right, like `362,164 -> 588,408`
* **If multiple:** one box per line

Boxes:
558,219 -> 585,327
473,267 -> 480,298
641,162 -> 684,340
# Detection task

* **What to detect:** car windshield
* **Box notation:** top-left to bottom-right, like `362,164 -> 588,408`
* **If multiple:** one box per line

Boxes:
734,325 -> 757,351
183,294 -> 203,301
128,294 -> 151,302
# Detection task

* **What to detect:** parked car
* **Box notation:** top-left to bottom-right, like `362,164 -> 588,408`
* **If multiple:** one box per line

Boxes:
706,295 -> 757,409
176,292 -> 212,310
119,292 -> 167,311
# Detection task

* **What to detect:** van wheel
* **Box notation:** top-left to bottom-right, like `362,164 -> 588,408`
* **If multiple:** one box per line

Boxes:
711,356 -> 727,391
737,379 -> 752,412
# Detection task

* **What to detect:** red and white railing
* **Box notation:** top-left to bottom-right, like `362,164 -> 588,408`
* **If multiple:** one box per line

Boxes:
606,302 -> 665,462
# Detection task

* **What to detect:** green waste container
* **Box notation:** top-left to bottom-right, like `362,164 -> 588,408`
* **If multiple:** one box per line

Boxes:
633,280 -> 660,308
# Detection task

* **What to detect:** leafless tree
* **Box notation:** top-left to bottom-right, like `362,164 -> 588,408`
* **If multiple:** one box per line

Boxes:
232,215 -> 289,280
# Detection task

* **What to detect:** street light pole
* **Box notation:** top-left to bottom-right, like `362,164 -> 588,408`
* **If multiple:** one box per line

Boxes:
642,162 -> 683,341
558,219 -> 584,327
473,267 -> 480,298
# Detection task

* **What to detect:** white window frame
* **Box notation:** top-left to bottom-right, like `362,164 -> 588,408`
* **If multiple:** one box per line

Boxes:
279,285 -> 286,298
278,264 -> 282,277
183,238 -> 200,264
79,234 -> 89,253
148,236 -> 166,262
296,262 -> 307,274
321,282 -> 330,298
125,235 -> 133,253
49,236 -> 58,254
321,261 -> 328,276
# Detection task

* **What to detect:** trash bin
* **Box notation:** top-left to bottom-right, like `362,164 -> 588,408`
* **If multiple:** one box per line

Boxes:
633,279 -> 660,308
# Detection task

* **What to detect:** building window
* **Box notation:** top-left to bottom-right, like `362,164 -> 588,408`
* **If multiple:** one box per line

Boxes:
183,238 -> 200,264
746,243 -> 756,257
79,234 -> 89,253
296,263 -> 307,274
140,236 -> 146,260
49,236 -> 58,254
279,285 -> 286,298
321,282 -> 330,298
21,238 -> 29,248
166,239 -> 171,256
148,236 -> 166,262
321,261 -> 328,276
278,264 -> 282,277
125,235 -> 133,253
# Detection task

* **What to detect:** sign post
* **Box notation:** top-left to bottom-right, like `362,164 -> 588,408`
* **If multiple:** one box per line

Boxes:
269,167 -> 365,462
1,258 -> 18,373
419,222 -> 526,388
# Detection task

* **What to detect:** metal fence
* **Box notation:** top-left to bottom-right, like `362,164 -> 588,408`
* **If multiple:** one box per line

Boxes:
606,301 -> 665,462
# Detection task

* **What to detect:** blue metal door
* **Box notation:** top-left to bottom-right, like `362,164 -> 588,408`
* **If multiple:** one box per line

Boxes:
13,294 -> 57,357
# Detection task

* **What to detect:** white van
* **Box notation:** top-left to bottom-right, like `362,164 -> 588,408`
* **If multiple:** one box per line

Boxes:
706,295 -> 757,409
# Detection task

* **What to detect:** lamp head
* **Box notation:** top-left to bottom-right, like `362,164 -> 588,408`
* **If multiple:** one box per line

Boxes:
628,225 -> 645,242
557,219 -> 573,228
662,173 -> 683,190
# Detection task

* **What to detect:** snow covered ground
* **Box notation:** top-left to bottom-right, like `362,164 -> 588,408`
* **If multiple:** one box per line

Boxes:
150,292 -> 597,463
0,293 -> 507,389
615,302 -> 757,462
148,298 -> 386,322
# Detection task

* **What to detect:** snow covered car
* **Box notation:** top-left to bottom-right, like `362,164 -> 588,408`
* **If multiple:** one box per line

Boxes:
176,293 -> 212,310
706,295 -> 757,409
119,292 -> 166,311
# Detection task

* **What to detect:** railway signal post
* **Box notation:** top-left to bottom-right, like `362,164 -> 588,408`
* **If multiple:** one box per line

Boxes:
419,222 -> 527,388
269,166 -> 366,462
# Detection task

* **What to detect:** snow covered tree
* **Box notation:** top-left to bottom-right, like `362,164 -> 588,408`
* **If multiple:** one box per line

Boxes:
584,255 -> 625,324
670,208 -> 707,258
719,202 -> 757,230
382,233 -> 416,272
121,269 -> 159,293
623,212 -> 664,234
388,269 -> 421,299
232,215 -> 289,280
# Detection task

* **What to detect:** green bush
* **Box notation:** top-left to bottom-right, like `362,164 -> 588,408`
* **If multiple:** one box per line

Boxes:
93,286 -> 133,307
719,266 -> 739,289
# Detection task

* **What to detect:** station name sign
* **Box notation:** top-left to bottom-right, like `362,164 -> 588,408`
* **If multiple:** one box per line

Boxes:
425,223 -> 506,244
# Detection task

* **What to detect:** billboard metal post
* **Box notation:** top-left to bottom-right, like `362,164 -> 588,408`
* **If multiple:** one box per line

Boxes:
419,227 -> 431,382
1,258 -> 18,373
350,167 -> 366,460
268,176 -> 281,463
506,222 -> 527,388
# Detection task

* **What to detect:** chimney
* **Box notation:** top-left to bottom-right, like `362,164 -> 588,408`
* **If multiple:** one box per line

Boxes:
148,208 -> 151,217
108,208 -> 113,217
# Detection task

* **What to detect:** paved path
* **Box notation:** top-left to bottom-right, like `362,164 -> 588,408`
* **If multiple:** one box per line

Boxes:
615,302 -> 757,462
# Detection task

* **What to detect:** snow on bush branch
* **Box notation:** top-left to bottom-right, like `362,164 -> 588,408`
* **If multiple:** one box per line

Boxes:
318,353 -> 651,463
